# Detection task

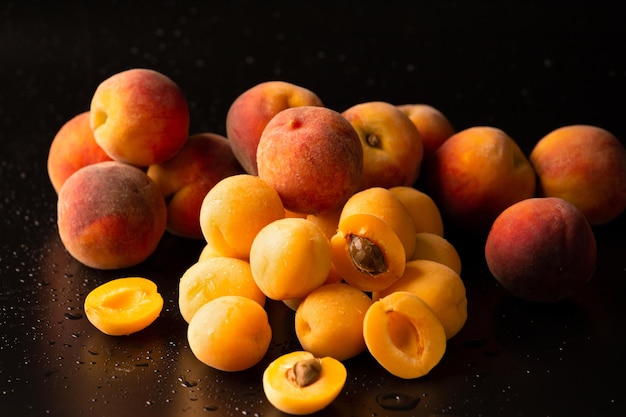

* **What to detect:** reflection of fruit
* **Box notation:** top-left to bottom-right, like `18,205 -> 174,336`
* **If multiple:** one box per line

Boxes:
424,126 -> 536,233
262,350 -> 347,415
47,111 -> 113,194
147,132 -> 244,239
530,124 -> 626,225
485,197 -> 597,302
397,103 -> 455,160
257,106 -> 363,214
187,295 -> 272,372
90,68 -> 190,166
363,291 -> 446,379
84,277 -> 163,336
226,80 -> 324,175
295,283 -> 373,360
342,101 -> 423,190
57,161 -> 167,270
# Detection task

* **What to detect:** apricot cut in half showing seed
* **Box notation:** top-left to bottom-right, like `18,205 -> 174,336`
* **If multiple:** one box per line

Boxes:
84,277 -> 163,336
262,351 -> 347,415
330,212 -> 406,292
363,291 -> 446,379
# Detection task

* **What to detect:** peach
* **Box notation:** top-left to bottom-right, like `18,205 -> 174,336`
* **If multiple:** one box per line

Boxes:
397,103 -> 455,160
530,124 -> 626,225
147,132 -> 244,239
47,111 -> 113,194
485,197 -> 597,302
342,101 -> 423,189
424,126 -> 536,233
257,106 -> 363,214
90,68 -> 190,166
57,161 -> 167,270
226,81 -> 324,175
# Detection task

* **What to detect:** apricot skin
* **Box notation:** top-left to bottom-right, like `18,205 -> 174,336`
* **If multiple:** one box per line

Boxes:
397,103 -> 455,159
485,197 -> 597,302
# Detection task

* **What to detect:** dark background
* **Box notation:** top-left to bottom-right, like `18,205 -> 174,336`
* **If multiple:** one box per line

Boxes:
1,1 -> 625,416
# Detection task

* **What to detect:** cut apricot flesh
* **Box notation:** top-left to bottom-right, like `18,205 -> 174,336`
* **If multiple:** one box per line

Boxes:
84,277 -> 163,336
262,351 -> 347,415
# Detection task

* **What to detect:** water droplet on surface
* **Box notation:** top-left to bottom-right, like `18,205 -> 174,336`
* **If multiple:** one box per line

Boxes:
376,392 -> 420,411
64,312 -> 82,320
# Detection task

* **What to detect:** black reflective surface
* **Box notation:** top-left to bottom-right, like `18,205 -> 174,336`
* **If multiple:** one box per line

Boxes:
1,2 -> 625,416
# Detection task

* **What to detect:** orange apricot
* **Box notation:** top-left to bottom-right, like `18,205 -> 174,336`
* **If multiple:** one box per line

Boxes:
363,291 -> 446,379
84,277 -> 163,336
187,295 -> 272,372
262,351 -> 347,415
388,186 -> 444,236
178,257 -> 266,323
410,232 -> 462,275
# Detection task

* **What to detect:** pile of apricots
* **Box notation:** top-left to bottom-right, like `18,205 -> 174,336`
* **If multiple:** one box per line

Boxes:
48,68 -> 626,415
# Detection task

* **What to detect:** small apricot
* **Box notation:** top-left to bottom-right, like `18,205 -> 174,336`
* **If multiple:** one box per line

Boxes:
410,232 -> 462,275
84,277 -> 163,336
389,186 -> 444,236
262,350 -> 347,415
363,291 -> 446,379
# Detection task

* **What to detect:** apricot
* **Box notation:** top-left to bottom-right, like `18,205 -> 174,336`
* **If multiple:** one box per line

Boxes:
226,80 -> 324,175
249,218 -> 331,300
199,174 -> 285,260
373,260 -> 467,340
178,257 -> 266,323
262,351 -> 347,415
389,186 -> 444,236
397,103 -> 455,159
485,197 -> 597,302
84,277 -> 163,336
530,124 -> 626,225
330,213 -> 406,292
147,132 -> 244,239
47,111 -> 113,194
295,283 -> 373,361
187,295 -> 272,372
256,105 -> 363,214
363,291 -> 446,379
410,232 -> 462,275
306,208 -> 344,285
57,161 -> 167,270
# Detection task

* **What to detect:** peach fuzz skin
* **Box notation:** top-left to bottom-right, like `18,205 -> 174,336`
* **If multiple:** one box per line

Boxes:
90,68 -> 190,166
226,81 -> 324,175
530,124 -> 626,225
47,111 -> 113,194
57,161 -> 167,270
147,132 -> 244,239
485,197 -> 597,303
257,106 -> 363,215
424,126 -> 536,234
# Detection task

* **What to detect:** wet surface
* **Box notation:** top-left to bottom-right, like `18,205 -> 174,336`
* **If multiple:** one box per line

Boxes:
1,2 -> 626,416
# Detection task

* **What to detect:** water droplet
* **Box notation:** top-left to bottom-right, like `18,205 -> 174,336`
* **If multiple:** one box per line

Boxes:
64,312 -> 83,320
376,392 -> 420,411
203,405 -> 218,411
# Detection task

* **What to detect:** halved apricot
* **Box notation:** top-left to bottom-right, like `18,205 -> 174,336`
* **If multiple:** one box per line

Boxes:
84,277 -> 163,336
363,291 -> 446,379
262,350 -> 347,415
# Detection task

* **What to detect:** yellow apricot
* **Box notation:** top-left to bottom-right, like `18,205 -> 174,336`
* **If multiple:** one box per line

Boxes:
187,295 -> 272,372
410,232 -> 462,275
250,217 -> 331,300
295,283 -> 373,361
84,277 -> 163,336
363,291 -> 446,379
178,257 -> 266,323
389,186 -> 444,236
263,351 -> 347,415
199,174 -> 285,260
306,207 -> 344,285
330,212 -> 406,292
373,259 -> 467,340
340,187 -> 416,259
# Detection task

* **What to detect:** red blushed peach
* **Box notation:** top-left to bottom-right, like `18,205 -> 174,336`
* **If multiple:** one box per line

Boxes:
342,101 -> 423,190
397,103 -> 455,160
90,68 -> 190,166
47,111 -> 113,194
57,161 -> 167,270
424,126 -> 536,234
226,81 -> 324,175
485,197 -> 597,302
257,106 -> 363,214
147,133 -> 244,239
530,124 -> 626,225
